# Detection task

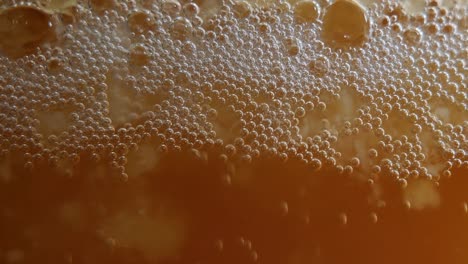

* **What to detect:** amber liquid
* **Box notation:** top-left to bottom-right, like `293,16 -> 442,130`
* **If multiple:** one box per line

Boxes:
0,0 -> 467,263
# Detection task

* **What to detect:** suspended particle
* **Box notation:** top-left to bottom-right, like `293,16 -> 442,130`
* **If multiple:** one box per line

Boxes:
322,0 -> 370,46
280,201 -> 289,216
338,212 -> 348,226
251,251 -> 259,262
221,173 -> 232,186
294,0 -> 320,23
215,239 -> 224,251
5,249 -> 25,263
370,212 -> 378,224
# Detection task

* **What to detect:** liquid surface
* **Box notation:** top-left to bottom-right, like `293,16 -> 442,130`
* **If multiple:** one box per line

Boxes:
0,0 -> 467,263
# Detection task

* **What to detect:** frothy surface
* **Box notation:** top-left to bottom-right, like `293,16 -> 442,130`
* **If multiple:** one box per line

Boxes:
0,0 -> 467,263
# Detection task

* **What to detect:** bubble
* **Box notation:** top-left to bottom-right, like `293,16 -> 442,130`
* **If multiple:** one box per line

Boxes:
311,158 -> 322,171
379,15 -> 390,26
47,57 -> 63,73
322,0 -> 370,46
183,2 -> 199,17
308,56 -> 330,77
284,37 -> 301,56
0,6 -> 56,58
295,107 -> 306,118
398,178 -> 408,188
294,0 -> 320,23
232,1 -> 251,18
442,23 -> 456,34
258,23 -> 271,33
129,44 -> 150,66
127,11 -> 156,34
171,17 -> 192,40
317,102 -> 327,111
161,0 -> 182,16
426,22 -> 439,34
350,157 -> 360,167
403,28 -> 422,44
89,0 -> 117,12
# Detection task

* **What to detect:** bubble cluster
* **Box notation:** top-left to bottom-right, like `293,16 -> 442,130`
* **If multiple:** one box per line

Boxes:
0,0 -> 466,212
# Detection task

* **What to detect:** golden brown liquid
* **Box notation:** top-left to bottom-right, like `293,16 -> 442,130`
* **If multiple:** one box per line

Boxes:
0,0 -> 467,263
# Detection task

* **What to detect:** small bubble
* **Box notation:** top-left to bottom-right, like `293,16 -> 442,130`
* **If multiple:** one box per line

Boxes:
129,44 -> 150,66
161,0 -> 182,16
183,3 -> 199,17
391,22 -> 402,32
350,157 -> 360,167
317,102 -> 327,111
47,57 -> 63,73
311,158 -> 322,171
258,23 -> 271,33
403,28 -> 422,44
344,165 -> 353,174
398,178 -> 408,188
284,37 -> 301,56
233,1 -> 251,18
295,107 -> 306,118
426,22 -> 439,34
442,23 -> 456,34
294,0 -> 320,23
171,17 -> 192,40
309,56 -> 330,77
379,15 -> 390,26
128,11 -> 156,34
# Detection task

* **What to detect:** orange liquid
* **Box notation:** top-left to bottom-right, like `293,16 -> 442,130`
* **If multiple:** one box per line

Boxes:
0,0 -> 467,263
